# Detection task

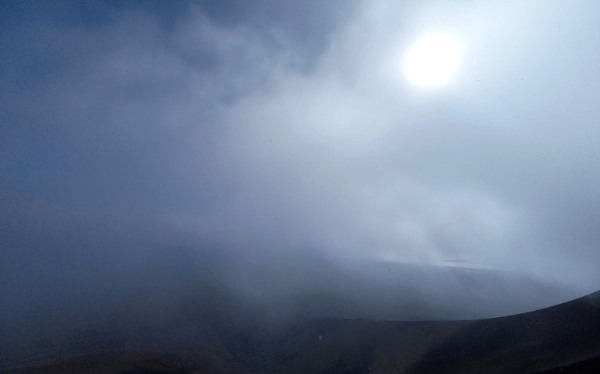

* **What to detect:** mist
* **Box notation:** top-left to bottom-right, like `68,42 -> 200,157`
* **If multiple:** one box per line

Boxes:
2,0 -> 600,368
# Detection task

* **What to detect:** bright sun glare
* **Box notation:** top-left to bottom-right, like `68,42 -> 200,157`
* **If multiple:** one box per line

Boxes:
402,34 -> 462,89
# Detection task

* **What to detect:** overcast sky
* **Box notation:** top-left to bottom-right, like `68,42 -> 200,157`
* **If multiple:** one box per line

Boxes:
2,0 -> 600,295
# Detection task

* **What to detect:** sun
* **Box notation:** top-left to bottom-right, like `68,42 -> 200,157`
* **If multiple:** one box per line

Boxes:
402,34 -> 462,89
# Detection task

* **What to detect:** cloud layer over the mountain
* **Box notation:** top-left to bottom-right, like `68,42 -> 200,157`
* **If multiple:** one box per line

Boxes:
2,0 -> 600,302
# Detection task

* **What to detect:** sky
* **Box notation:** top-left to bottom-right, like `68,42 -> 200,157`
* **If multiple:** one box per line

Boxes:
2,0 -> 600,326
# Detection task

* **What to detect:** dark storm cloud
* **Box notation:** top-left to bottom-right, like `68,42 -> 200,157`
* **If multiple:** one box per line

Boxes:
2,0 -> 600,336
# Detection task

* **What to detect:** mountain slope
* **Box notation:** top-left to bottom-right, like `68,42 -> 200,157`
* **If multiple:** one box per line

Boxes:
9,291 -> 600,373
270,290 -> 600,373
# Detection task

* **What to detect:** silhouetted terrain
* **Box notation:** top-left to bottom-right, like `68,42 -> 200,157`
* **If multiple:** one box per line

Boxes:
536,356 -> 600,374
248,290 -> 600,373
5,290 -> 600,373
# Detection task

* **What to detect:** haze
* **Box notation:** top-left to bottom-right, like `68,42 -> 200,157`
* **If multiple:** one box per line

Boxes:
2,1 -> 600,361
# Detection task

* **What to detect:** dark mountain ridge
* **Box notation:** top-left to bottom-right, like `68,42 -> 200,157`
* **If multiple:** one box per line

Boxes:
6,290 -> 600,373
270,290 -> 600,373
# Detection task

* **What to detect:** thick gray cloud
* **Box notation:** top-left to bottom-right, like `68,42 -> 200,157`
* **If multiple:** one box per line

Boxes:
2,0 -> 600,327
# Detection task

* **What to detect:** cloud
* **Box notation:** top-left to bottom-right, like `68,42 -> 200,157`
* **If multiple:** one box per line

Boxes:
2,0 -> 600,301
